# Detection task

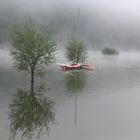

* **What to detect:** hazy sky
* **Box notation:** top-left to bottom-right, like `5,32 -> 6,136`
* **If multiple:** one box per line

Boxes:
1,0 -> 140,18
1,0 -> 140,49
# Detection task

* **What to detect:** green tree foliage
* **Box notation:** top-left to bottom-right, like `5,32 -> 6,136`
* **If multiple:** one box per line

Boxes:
102,47 -> 119,55
65,38 -> 87,63
10,21 -> 56,94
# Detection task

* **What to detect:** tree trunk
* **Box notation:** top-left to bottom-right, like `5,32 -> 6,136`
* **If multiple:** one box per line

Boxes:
31,69 -> 34,95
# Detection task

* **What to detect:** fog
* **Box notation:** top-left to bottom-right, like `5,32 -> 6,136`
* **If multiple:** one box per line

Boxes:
1,0 -> 140,50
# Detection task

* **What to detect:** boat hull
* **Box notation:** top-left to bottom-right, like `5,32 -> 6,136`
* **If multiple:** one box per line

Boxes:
60,65 -> 81,71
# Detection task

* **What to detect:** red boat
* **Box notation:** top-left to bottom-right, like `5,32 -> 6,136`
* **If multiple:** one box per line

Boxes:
58,63 -> 94,71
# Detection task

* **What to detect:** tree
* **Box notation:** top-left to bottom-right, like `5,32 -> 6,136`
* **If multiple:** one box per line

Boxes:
65,38 -> 87,63
102,47 -> 119,55
10,21 -> 56,95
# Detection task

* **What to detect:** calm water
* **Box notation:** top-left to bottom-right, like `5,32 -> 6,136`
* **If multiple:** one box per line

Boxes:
1,46 -> 140,140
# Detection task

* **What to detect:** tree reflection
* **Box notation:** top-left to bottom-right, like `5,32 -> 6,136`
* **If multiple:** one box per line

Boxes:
65,71 -> 86,94
65,71 -> 86,126
8,87 -> 55,140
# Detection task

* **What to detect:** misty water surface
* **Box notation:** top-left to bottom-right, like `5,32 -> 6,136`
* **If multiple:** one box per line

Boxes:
1,0 -> 140,139
1,46 -> 140,140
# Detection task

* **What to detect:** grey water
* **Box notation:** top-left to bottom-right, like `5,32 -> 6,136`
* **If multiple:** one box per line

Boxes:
1,46 -> 140,140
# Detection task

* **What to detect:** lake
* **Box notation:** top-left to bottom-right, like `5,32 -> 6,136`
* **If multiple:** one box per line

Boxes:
0,46 -> 140,140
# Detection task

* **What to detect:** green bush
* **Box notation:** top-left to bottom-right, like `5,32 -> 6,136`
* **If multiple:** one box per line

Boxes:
65,38 -> 87,63
102,48 -> 119,55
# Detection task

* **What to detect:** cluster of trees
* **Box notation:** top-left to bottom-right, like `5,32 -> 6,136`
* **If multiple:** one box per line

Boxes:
102,47 -> 119,55
9,20 -> 87,140
10,21 -> 87,95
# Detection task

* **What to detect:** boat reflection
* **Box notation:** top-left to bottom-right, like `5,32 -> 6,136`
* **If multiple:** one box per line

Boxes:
8,86 -> 55,140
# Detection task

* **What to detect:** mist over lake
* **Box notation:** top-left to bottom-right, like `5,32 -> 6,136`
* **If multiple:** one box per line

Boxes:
1,45 -> 140,139
1,0 -> 140,50
1,0 -> 140,139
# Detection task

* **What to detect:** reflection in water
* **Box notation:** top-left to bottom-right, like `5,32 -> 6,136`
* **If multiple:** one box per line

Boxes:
65,71 -> 86,126
8,87 -> 55,140
65,71 -> 86,94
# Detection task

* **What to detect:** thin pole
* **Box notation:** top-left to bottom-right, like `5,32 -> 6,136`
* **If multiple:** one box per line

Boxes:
74,8 -> 80,127
75,84 -> 77,126
76,8 -> 80,64
77,8 -> 80,26
74,72 -> 78,127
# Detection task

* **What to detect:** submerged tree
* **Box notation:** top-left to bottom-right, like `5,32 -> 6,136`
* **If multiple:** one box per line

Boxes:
10,21 -> 56,95
65,38 -> 87,63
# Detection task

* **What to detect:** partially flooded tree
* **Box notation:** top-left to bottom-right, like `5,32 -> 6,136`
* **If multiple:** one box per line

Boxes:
65,38 -> 87,63
10,21 -> 56,95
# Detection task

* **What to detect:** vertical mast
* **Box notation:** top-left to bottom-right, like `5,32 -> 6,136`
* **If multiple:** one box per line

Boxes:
75,8 -> 80,127
77,8 -> 80,27
76,8 -> 80,64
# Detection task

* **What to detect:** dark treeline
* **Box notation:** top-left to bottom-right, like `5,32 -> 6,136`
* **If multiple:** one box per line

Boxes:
1,1 -> 140,50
